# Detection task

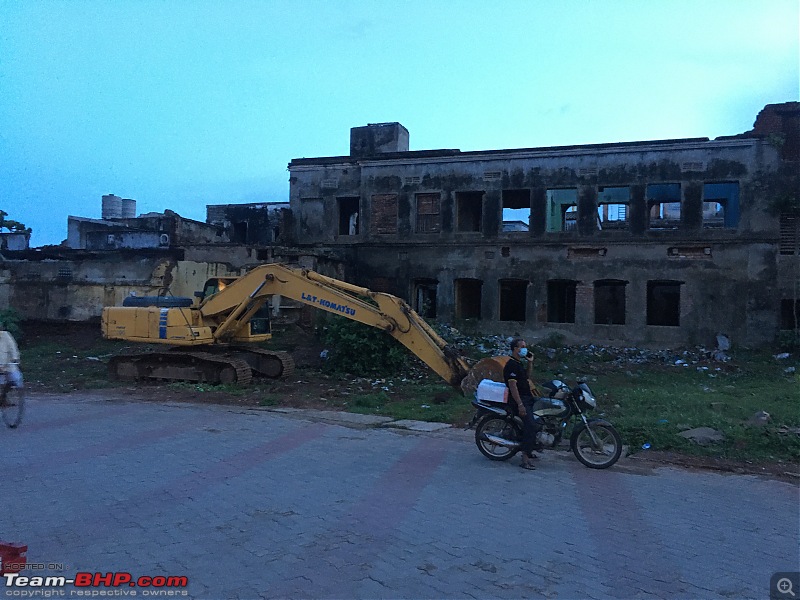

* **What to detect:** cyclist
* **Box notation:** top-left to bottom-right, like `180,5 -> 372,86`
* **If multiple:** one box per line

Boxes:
0,329 -> 22,397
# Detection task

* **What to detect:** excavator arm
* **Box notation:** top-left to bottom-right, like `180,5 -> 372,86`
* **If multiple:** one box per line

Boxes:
199,264 -> 471,387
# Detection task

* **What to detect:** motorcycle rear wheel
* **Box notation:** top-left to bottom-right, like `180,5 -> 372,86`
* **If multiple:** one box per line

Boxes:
571,422 -> 622,469
475,415 -> 521,461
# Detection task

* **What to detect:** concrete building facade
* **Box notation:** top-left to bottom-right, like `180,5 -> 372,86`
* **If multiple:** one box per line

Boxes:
288,103 -> 800,347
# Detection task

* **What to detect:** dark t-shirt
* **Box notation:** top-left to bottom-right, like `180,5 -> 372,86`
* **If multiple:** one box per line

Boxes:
503,357 -> 533,401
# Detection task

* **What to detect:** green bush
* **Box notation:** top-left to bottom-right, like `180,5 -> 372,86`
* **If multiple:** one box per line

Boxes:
319,314 -> 409,376
0,308 -> 21,337
777,330 -> 800,352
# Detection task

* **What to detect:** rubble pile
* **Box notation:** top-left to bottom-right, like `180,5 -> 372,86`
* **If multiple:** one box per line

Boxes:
435,325 -> 752,370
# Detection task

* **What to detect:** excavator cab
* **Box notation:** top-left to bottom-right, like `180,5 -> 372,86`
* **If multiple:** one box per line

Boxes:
200,278 -> 272,337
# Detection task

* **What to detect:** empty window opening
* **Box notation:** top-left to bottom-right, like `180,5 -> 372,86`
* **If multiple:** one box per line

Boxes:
232,221 -> 248,243
416,193 -> 441,233
594,280 -> 627,325
547,280 -> 577,323
499,279 -> 527,321
703,182 -> 739,228
371,194 -> 398,235
456,191 -> 483,232
647,281 -> 681,326
597,186 -> 630,230
546,189 -> 578,232
337,197 -> 359,235
781,299 -> 800,330
455,278 -> 482,319
647,183 -> 681,230
502,189 -> 531,232
413,279 -> 438,319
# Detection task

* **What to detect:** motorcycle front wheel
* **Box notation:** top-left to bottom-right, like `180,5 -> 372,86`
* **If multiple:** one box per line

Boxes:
475,415 -> 521,461
570,421 -> 622,469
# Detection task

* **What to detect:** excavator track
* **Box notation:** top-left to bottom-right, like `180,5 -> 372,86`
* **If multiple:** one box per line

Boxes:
109,351 -> 253,385
227,348 -> 296,380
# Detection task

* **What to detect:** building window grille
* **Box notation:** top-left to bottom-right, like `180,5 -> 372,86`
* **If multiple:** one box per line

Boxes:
779,213 -> 799,255
415,193 -> 441,233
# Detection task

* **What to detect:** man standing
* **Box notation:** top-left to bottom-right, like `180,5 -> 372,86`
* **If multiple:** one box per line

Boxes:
0,329 -> 22,390
503,338 -> 540,470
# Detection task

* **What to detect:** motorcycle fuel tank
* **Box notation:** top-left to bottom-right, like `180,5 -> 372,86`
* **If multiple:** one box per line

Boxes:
532,397 -> 569,418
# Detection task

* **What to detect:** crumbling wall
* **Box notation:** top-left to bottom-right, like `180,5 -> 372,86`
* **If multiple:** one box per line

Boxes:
288,109 -> 792,347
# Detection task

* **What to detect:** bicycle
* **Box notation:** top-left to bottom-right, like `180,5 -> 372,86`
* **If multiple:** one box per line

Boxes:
0,377 -> 24,428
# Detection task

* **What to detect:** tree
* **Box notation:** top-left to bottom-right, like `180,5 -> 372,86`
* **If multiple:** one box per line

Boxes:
0,210 -> 32,234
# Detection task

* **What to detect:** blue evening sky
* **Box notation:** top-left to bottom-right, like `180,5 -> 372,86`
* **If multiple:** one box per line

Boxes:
1,0 -> 798,246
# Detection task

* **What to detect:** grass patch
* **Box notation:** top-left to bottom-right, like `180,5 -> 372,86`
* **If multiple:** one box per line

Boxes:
537,350 -> 799,463
166,382 -> 249,396
21,337 -> 125,392
345,380 -> 473,424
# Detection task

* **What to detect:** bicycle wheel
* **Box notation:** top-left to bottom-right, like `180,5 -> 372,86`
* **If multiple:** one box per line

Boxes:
1,386 -> 25,428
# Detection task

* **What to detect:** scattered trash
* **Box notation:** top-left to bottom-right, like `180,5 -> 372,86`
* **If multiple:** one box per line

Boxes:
715,334 -> 731,352
745,410 -> 771,427
678,427 -> 725,445
775,352 -> 791,360
319,349 -> 329,359
420,404 -> 430,409
657,419 -> 669,424
785,367 -> 796,374
641,443 -> 651,450
86,356 -> 101,361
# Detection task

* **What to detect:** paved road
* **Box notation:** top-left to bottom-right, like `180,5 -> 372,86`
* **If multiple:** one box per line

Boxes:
1,392 -> 798,600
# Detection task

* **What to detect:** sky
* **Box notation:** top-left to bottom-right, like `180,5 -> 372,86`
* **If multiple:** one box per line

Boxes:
0,0 -> 798,247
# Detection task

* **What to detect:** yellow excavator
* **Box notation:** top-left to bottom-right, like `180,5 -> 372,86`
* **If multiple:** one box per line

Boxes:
101,263 -> 485,390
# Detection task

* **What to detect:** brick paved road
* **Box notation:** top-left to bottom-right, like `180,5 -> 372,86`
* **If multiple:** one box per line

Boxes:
1,392 -> 798,599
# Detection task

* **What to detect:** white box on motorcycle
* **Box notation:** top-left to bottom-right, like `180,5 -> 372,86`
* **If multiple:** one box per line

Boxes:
476,379 -> 508,404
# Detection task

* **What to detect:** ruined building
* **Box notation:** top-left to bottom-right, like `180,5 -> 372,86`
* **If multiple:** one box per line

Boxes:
288,103 -> 800,347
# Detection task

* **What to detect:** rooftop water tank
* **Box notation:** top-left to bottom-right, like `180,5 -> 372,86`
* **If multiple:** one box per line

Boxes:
121,198 -> 137,218
102,194 -> 122,219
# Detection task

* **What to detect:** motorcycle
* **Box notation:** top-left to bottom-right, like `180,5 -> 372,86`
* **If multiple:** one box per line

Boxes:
466,379 -> 622,469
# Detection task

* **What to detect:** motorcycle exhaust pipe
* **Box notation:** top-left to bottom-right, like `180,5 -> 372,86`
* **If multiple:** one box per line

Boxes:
480,433 -> 519,448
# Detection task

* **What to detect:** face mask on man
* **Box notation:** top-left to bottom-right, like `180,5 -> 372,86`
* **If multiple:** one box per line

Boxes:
518,347 -> 528,358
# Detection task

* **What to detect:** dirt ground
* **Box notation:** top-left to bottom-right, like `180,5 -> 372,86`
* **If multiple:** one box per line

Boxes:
19,321 -> 800,483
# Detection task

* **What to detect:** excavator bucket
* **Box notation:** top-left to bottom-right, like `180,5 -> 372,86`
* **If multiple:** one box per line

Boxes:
459,356 -> 511,396
460,355 -> 541,397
